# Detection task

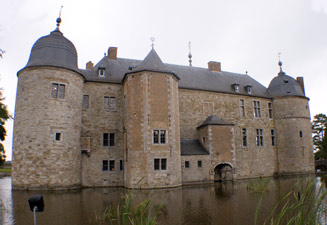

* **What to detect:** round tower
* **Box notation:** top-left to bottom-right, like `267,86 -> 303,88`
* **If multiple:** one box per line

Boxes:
122,49 -> 182,188
268,61 -> 314,175
12,19 -> 84,190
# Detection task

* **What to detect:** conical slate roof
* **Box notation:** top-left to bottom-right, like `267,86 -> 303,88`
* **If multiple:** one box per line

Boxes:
197,115 -> 234,129
126,48 -> 179,80
267,72 -> 304,97
23,28 -> 79,74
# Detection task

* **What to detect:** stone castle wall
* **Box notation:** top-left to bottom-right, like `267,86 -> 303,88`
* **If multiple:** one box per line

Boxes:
12,67 -> 84,189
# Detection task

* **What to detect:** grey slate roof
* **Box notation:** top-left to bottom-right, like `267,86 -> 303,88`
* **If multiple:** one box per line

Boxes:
180,139 -> 209,156
23,29 -> 80,74
81,51 -> 270,98
267,71 -> 305,97
197,115 -> 234,129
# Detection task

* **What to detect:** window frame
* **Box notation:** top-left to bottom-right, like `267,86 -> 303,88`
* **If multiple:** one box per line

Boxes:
51,83 -> 66,99
185,161 -> 190,168
242,128 -> 247,147
54,132 -> 63,142
154,158 -> 167,171
98,68 -> 106,77
83,95 -> 89,109
253,100 -> 261,118
271,129 -> 275,146
256,128 -> 264,146
103,133 -> 109,147
268,103 -> 273,119
239,99 -> 246,117
102,160 -> 109,171
109,133 -> 115,147
109,160 -> 115,171
197,160 -> 202,168
153,130 -> 167,144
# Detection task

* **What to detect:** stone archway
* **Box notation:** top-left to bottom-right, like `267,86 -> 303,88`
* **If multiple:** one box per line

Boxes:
214,163 -> 233,182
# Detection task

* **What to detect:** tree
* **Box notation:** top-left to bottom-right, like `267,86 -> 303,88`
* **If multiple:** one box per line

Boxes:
0,89 -> 9,165
0,49 -> 5,58
312,113 -> 327,159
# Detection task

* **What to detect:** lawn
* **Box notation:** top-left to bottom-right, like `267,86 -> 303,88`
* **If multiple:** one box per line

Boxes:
0,168 -> 11,173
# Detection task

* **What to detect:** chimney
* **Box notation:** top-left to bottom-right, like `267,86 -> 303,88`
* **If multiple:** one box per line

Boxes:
296,77 -> 305,95
86,61 -> 94,70
108,47 -> 118,60
208,61 -> 221,72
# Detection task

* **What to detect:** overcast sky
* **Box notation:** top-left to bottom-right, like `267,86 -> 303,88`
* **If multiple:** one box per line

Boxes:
1,0 -> 327,161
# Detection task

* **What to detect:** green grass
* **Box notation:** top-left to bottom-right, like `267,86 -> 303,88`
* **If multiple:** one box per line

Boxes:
254,177 -> 327,225
0,168 -> 11,173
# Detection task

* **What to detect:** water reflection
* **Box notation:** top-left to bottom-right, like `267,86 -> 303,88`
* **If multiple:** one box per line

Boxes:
0,176 -> 322,225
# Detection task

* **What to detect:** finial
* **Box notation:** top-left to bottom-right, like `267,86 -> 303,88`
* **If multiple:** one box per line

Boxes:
150,37 -> 155,49
56,6 -> 63,30
278,52 -> 285,75
245,70 -> 248,75
188,41 -> 192,66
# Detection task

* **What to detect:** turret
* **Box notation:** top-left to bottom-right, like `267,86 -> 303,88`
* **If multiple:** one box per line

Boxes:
12,18 -> 84,189
122,48 -> 181,188
268,61 -> 314,175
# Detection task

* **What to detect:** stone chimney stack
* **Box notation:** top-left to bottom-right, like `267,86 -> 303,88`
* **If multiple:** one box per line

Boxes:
208,61 -> 221,72
108,47 -> 118,60
296,77 -> 305,95
86,61 -> 94,70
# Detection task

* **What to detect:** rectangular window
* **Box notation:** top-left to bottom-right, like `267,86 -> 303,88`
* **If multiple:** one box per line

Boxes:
242,128 -> 247,147
161,158 -> 167,170
185,161 -> 190,168
103,133 -> 109,146
300,131 -> 303,138
239,99 -> 245,117
51,83 -> 58,98
253,101 -> 261,118
198,160 -> 202,168
154,158 -> 167,170
98,68 -> 105,77
271,129 -> 275,146
109,160 -> 115,171
154,158 -> 160,170
153,130 -> 167,144
120,160 -> 123,170
104,96 -> 116,110
58,84 -> 65,99
109,133 -> 115,146
55,132 -> 62,141
83,95 -> 89,109
268,103 -> 273,119
102,160 -> 108,171
256,129 -> 264,146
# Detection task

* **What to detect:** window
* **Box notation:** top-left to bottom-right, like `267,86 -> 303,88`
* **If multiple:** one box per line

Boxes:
253,101 -> 261,118
239,99 -> 245,117
98,68 -> 105,77
202,137 -> 206,144
256,129 -> 264,146
198,160 -> 202,168
83,95 -> 89,109
51,83 -> 65,99
203,102 -> 214,115
300,131 -> 303,138
154,158 -> 167,170
153,130 -> 166,144
154,158 -> 160,170
109,160 -> 115,171
104,96 -> 116,110
109,133 -> 115,146
58,84 -> 65,99
120,160 -> 124,170
55,132 -> 62,141
103,133 -> 109,146
271,129 -> 275,146
232,83 -> 240,92
268,103 -> 273,119
242,128 -> 247,147
185,161 -> 190,168
245,85 -> 252,94
102,160 -> 108,171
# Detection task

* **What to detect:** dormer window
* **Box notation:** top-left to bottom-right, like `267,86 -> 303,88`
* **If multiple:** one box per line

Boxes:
245,84 -> 252,94
98,67 -> 106,77
232,83 -> 240,92
283,79 -> 289,83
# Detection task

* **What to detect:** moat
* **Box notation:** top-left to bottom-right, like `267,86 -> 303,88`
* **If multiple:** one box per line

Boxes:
0,176 -> 325,225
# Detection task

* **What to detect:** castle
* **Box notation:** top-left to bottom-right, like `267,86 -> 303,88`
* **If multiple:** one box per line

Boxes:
12,19 -> 314,190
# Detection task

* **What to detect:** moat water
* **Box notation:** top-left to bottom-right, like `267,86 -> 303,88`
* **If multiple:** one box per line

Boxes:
0,176 -> 325,225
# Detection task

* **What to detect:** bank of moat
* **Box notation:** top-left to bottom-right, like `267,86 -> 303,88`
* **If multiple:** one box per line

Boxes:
12,19 -> 314,190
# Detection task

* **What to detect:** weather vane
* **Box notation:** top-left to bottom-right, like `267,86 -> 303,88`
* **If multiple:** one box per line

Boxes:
188,41 -> 192,66
56,6 -> 63,29
150,37 -> 155,49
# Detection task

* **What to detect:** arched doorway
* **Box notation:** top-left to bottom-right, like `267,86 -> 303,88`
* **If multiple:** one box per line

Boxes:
214,163 -> 233,182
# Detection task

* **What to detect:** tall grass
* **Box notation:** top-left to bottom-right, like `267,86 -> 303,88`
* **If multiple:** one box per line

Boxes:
255,177 -> 327,225
94,191 -> 162,225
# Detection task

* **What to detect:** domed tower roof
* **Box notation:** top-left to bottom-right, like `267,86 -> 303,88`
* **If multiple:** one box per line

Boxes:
23,19 -> 79,73
267,61 -> 305,98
